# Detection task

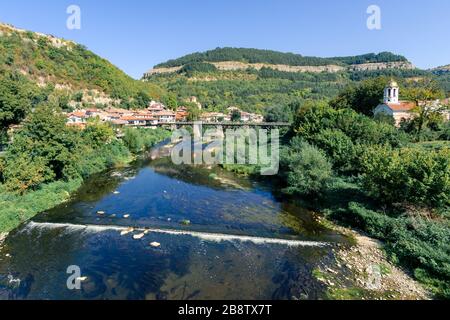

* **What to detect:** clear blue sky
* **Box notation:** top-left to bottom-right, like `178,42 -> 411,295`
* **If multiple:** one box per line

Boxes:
0,0 -> 449,79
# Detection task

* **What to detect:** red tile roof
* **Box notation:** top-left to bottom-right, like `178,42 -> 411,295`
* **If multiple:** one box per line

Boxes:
153,110 -> 176,116
69,111 -> 87,118
120,116 -> 147,121
387,101 -> 416,112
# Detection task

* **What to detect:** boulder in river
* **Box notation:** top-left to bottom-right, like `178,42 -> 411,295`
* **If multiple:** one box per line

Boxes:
97,211 -> 106,216
120,228 -> 134,236
150,242 -> 161,248
123,214 -> 130,219
133,233 -> 145,240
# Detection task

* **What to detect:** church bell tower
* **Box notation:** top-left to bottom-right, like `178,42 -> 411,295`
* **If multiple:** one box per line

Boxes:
384,80 -> 399,104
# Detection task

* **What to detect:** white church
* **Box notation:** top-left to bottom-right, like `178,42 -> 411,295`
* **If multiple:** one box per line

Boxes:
373,80 -> 416,126
373,80 -> 450,126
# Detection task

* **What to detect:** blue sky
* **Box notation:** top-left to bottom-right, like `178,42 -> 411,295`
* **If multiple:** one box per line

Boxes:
0,0 -> 449,78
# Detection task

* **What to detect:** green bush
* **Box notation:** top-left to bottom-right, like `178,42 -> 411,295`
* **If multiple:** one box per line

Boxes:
312,129 -> 360,173
293,104 -> 408,149
361,145 -> 450,208
122,128 -> 170,153
282,138 -> 333,196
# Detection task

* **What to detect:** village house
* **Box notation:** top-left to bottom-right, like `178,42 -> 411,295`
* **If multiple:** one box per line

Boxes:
148,101 -> 166,113
119,116 -> 147,126
176,107 -> 189,121
374,80 -> 450,126
225,106 -> 263,123
200,112 -> 230,122
64,98 -> 190,128
110,119 -> 129,126
85,108 -> 104,117
67,110 -> 87,124
153,110 -> 176,123
106,107 -> 134,117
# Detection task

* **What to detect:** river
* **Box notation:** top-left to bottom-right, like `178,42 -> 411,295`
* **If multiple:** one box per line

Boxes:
0,143 -> 349,300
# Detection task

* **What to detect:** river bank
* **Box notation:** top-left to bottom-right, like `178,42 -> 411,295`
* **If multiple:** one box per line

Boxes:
313,220 -> 430,300
0,128 -> 171,235
217,166 -> 433,299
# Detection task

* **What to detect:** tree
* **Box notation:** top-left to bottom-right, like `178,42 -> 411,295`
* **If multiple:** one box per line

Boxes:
264,105 -> 291,122
231,110 -> 241,122
0,72 -> 34,130
404,81 -> 445,136
186,104 -> 201,121
134,90 -> 151,108
82,119 -> 115,148
312,129 -> 359,173
122,127 -> 144,153
72,91 -> 84,102
162,93 -> 178,110
3,151 -> 47,194
330,77 -> 388,115
361,145 -> 450,208
282,138 -> 333,196
4,104 -> 82,188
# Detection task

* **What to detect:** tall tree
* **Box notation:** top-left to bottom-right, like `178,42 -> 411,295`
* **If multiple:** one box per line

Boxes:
404,80 -> 445,136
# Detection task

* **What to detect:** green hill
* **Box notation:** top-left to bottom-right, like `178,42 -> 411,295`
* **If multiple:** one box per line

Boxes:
0,23 -> 166,108
143,47 -> 440,114
154,47 -> 408,68
0,22 -> 168,139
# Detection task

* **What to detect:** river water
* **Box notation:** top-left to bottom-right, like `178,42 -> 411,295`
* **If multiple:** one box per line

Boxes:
0,144 -> 348,300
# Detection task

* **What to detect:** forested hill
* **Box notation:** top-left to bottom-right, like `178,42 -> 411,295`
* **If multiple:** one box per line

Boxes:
143,48 -> 447,114
154,47 -> 408,68
0,22 -> 166,106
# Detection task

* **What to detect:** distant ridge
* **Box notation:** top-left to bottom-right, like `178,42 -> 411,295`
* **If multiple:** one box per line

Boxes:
154,47 -> 409,68
431,64 -> 450,75
145,47 -> 414,78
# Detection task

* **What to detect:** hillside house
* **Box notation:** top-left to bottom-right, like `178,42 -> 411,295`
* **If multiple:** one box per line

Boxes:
153,110 -> 176,123
200,112 -> 230,122
119,116 -> 147,126
148,101 -> 166,113
176,107 -> 189,121
67,110 -> 87,124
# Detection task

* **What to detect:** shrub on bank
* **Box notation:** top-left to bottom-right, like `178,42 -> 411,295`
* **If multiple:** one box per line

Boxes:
282,137 -> 333,196
361,145 -> 450,208
122,127 -> 170,153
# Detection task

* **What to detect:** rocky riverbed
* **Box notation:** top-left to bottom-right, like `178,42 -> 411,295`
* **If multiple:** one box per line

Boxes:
312,222 -> 430,300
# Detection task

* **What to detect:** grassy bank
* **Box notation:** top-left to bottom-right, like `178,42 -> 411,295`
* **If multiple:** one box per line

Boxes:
0,125 -> 170,234
0,179 -> 82,233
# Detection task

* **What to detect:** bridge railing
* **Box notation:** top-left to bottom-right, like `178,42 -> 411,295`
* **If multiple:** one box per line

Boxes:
144,122 -> 292,127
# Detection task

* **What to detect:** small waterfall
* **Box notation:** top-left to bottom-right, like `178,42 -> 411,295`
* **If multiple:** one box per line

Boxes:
25,221 -> 328,247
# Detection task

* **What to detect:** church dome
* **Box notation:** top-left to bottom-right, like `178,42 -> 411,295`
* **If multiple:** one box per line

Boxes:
386,80 -> 399,88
